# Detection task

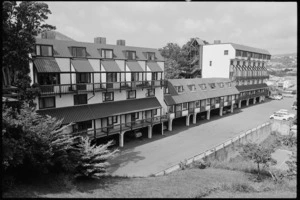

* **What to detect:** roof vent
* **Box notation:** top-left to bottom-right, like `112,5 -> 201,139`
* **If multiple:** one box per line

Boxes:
214,40 -> 221,44
94,37 -> 106,44
41,31 -> 56,39
117,39 -> 125,46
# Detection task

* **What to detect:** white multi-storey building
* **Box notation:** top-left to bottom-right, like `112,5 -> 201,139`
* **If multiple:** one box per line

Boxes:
30,31 -> 168,147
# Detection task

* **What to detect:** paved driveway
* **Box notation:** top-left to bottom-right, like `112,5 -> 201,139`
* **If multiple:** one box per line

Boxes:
108,96 -> 296,177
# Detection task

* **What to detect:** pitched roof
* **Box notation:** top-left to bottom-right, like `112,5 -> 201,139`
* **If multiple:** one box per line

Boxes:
71,59 -> 94,72
147,62 -> 163,71
33,57 -> 61,73
126,61 -> 144,71
102,60 -> 122,72
230,43 -> 271,55
34,38 -> 164,61
164,78 -> 239,105
37,97 -> 162,124
236,83 -> 269,92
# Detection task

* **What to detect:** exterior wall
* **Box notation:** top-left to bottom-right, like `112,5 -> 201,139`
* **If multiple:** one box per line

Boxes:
157,61 -> 164,78
56,58 -> 70,72
116,60 -> 125,71
125,65 -> 131,81
146,66 -> 152,80
155,87 -> 167,114
138,61 -> 146,71
202,44 -> 235,78
89,59 -> 101,83
60,73 -> 71,84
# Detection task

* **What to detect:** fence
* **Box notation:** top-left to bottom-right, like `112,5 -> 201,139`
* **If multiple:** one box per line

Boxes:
154,121 -> 272,176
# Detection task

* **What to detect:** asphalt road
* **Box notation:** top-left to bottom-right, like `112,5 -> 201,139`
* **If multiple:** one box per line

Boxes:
108,96 -> 297,177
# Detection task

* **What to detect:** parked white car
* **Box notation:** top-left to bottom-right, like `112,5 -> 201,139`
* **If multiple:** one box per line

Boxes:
270,113 -> 294,120
274,95 -> 283,100
283,94 -> 294,98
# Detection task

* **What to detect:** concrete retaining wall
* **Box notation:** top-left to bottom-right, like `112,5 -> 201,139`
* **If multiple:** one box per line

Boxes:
271,120 -> 292,135
154,121 -> 273,176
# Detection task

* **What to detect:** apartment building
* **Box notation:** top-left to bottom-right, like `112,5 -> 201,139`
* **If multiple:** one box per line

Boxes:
164,78 -> 240,131
31,31 -> 168,147
184,39 -> 271,108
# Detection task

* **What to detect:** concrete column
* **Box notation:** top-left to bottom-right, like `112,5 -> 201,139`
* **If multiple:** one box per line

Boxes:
231,104 -> 234,113
253,98 -> 256,104
148,125 -> 152,139
238,100 -> 242,108
168,118 -> 173,131
246,99 -> 249,106
186,114 -> 190,126
219,107 -> 223,116
119,131 -> 125,147
206,110 -> 211,120
193,112 -> 197,124
161,122 -> 164,135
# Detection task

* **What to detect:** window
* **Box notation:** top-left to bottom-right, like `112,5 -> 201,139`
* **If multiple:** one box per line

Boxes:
73,120 -> 92,132
200,100 -> 206,107
72,47 -> 86,58
228,95 -> 232,101
195,100 -> 200,108
182,103 -> 188,110
216,97 -> 220,104
209,83 -> 216,89
199,84 -> 207,90
236,50 -> 242,57
101,49 -> 113,59
176,104 -> 182,111
108,116 -> 118,125
218,82 -> 224,88
152,72 -> 158,80
187,84 -> 196,91
74,94 -> 88,105
35,45 -> 53,56
37,73 -> 60,85
152,109 -> 157,116
230,60 -> 234,65
126,51 -> 136,60
224,96 -> 228,101
224,50 -> 229,55
147,52 -> 155,60
210,98 -> 215,105
107,72 -> 117,82
206,99 -> 210,106
133,112 -> 139,119
168,105 -> 174,113
127,90 -> 136,99
175,86 -> 184,93
209,61 -> 212,66
164,87 -> 169,94
39,96 -> 55,109
237,61 -> 240,66
131,72 -> 139,81
226,82 -> 232,87
147,89 -> 155,97
103,92 -> 114,102
242,51 -> 247,57
76,73 -> 90,83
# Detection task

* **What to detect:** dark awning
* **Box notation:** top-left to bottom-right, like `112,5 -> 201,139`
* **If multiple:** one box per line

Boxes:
126,61 -> 144,71
33,58 -> 61,73
236,83 -> 269,92
147,62 -> 163,72
37,97 -> 162,124
71,59 -> 94,72
101,60 -> 122,72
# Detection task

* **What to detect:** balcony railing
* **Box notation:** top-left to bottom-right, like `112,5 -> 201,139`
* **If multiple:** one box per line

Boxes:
237,91 -> 269,101
72,115 -> 168,140
38,80 -> 166,96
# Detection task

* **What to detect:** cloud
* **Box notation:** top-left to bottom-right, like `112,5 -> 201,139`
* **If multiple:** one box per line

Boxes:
229,28 -> 242,39
146,23 -> 163,34
62,26 -> 86,39
127,2 -> 167,12
220,14 -> 233,25
176,18 -> 215,33
95,5 -> 113,17
78,10 -> 85,18
110,18 -> 142,33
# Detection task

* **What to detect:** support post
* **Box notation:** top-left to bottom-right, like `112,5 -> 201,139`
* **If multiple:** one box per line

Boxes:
168,118 -> 173,131
238,100 -> 242,108
161,122 -> 164,135
219,107 -> 223,116
193,112 -> 197,124
253,98 -> 256,104
206,110 -> 211,120
186,114 -> 190,126
246,99 -> 249,106
119,131 -> 125,147
231,103 -> 234,113
148,125 -> 152,139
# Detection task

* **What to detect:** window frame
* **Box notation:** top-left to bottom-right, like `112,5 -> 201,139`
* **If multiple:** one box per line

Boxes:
209,83 -> 216,89
71,47 -> 87,58
147,88 -> 155,97
39,96 -> 56,109
182,103 -> 188,110
147,52 -> 155,61
101,49 -> 113,59
209,61 -> 212,66
103,92 -> 114,102
126,51 -> 136,60
37,73 -> 60,85
199,84 -> 207,90
224,50 -> 229,55
127,90 -> 136,99
35,44 -> 53,57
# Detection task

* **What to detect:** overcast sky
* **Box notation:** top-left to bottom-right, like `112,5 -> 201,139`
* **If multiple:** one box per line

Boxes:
45,2 -> 297,55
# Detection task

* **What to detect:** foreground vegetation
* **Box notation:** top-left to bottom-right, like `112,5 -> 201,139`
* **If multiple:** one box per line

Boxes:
3,132 -> 296,198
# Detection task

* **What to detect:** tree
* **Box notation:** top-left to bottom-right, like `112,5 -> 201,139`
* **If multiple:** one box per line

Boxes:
2,1 -> 56,104
239,142 -> 277,179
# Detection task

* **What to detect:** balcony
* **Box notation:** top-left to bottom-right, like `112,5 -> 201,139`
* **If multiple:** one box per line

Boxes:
38,80 -> 166,96
72,115 -> 168,140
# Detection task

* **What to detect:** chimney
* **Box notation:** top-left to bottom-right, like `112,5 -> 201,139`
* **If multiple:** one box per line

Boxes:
214,40 -> 221,44
117,39 -> 125,46
94,37 -> 106,44
41,31 -> 56,39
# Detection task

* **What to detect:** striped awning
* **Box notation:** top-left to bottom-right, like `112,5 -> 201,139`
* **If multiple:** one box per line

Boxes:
147,62 -> 163,72
126,61 -> 144,71
71,59 -> 94,72
101,60 -> 122,72
33,58 -> 61,73
37,97 -> 162,124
